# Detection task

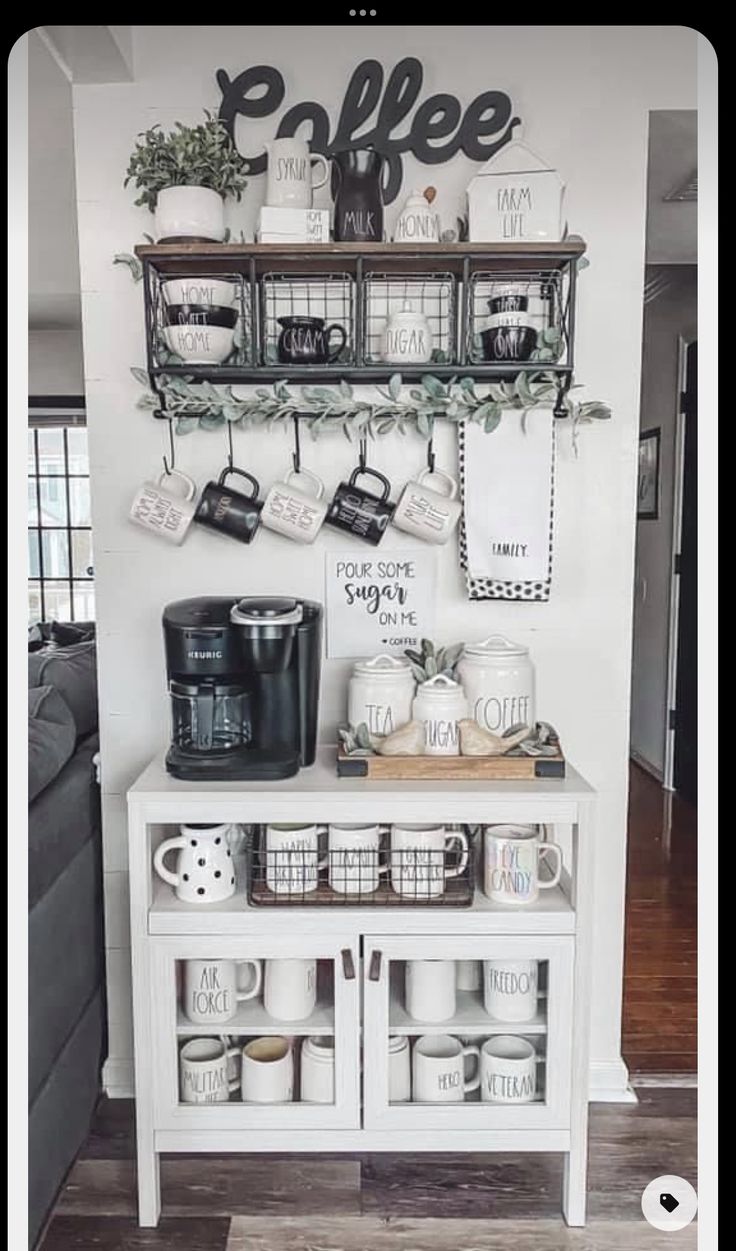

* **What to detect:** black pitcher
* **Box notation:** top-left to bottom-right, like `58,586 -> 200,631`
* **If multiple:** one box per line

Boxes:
332,149 -> 385,243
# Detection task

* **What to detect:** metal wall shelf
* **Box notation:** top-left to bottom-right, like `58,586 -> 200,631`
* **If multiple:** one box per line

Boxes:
136,241 -> 584,392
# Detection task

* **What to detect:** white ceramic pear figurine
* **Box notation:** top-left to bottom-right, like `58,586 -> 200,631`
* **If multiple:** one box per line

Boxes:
375,720 -> 426,756
458,720 -> 529,757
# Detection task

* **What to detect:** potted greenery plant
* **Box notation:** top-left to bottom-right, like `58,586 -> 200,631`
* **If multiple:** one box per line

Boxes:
125,111 -> 248,242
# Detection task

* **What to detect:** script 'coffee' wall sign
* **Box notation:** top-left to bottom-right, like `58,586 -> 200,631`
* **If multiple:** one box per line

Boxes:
217,58 -> 520,204
325,550 -> 437,659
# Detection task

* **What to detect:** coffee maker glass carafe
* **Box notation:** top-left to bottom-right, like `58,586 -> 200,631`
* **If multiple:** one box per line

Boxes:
169,680 -> 250,753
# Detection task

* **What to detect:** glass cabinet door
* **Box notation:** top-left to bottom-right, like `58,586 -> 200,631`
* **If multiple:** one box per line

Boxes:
151,934 -> 360,1130
363,934 -> 574,1131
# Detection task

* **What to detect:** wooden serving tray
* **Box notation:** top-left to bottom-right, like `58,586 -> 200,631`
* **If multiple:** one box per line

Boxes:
336,751 -> 566,780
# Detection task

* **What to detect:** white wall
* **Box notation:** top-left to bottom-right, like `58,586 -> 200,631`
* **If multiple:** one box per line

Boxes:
646,111 -> 697,265
70,24 -> 697,1098
630,268 -> 697,774
28,29 -> 81,333
28,327 -> 85,394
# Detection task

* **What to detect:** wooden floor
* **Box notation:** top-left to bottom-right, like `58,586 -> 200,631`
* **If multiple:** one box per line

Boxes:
622,765 -> 697,1073
37,1089 -> 696,1249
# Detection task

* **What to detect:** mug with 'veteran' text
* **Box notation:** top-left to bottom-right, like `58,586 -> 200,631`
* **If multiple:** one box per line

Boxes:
483,825 -> 563,905
480,1035 -> 538,1104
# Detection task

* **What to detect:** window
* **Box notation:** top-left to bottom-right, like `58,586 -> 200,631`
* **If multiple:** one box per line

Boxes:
28,400 -> 94,623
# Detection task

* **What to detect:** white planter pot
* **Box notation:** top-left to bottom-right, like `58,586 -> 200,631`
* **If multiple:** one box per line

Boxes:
154,185 -> 226,243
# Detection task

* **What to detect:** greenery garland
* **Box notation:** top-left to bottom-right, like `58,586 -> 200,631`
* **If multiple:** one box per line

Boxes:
132,368 -> 611,445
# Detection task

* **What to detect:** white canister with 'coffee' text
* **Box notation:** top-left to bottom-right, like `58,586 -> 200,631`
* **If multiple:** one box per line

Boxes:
456,635 -> 535,735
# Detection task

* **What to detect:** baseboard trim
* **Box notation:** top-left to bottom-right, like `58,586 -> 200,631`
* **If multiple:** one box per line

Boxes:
102,1057 -> 135,1099
105,1057 -> 638,1105
630,1072 -> 697,1089
630,751 -> 664,784
588,1058 -> 638,1103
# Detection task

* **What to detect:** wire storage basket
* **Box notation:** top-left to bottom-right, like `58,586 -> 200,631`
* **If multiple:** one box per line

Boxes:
148,270 -> 251,369
259,272 -> 355,367
363,273 -> 457,366
466,269 -> 570,369
247,825 -> 477,907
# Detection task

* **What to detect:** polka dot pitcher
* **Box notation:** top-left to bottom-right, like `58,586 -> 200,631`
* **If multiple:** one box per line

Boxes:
153,823 -> 239,903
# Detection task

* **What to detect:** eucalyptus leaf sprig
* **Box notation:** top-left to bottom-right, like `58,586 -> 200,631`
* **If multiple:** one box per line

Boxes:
133,369 -> 610,439
124,111 -> 248,212
132,368 -> 611,442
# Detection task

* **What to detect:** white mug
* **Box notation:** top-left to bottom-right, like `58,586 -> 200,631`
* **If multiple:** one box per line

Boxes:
129,470 -> 197,544
261,468 -> 328,544
182,959 -> 263,1025
240,1036 -> 294,1103
480,1035 -> 537,1104
328,824 -> 386,895
392,468 -> 462,545
265,823 -> 327,895
265,138 -> 330,208
300,1035 -> 335,1104
154,823 -> 238,904
388,1035 -> 411,1102
405,960 -> 456,1023
484,825 -> 563,905
264,958 -> 317,1022
456,960 -> 483,993
412,1035 -> 480,1103
484,959 -> 538,1023
390,824 -> 469,900
179,1037 -> 240,1104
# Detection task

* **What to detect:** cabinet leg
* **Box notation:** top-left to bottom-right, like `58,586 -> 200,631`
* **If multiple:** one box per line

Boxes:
135,1134 -> 161,1227
562,1145 -> 587,1226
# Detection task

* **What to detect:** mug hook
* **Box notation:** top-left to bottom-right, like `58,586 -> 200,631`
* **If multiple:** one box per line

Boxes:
162,416 -> 175,476
426,435 -> 436,475
292,415 -> 302,475
358,433 -> 367,474
226,419 -> 234,470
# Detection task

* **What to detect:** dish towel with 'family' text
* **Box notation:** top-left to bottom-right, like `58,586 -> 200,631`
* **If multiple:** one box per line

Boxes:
459,409 -> 555,600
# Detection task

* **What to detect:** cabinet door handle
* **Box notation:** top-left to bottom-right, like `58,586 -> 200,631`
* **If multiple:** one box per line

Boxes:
368,950 -> 383,982
341,948 -> 356,980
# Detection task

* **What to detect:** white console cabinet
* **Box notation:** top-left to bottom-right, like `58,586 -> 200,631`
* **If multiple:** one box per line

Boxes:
127,750 -> 596,1227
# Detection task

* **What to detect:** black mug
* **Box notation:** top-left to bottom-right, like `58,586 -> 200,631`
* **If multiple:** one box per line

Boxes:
325,466 -> 395,545
277,316 -> 347,365
194,467 -> 263,544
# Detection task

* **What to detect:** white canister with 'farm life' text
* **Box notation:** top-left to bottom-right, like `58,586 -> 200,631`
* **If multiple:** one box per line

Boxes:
456,635 -> 535,736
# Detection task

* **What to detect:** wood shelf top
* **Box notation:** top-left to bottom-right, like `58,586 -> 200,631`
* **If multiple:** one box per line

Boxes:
134,238 -> 586,276
136,240 -> 586,259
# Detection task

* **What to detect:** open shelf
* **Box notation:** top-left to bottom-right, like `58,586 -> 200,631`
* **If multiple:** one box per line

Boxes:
149,877 -> 574,936
388,987 -> 548,1036
176,997 -> 334,1037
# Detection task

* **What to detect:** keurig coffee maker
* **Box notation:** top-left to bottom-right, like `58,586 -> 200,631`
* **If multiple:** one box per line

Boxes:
163,596 -> 322,780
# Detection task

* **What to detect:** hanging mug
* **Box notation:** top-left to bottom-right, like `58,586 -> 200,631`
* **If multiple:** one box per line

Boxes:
129,470 -> 197,545
392,467 -> 462,545
325,465 -> 395,546
194,466 -> 263,544
261,467 -> 328,544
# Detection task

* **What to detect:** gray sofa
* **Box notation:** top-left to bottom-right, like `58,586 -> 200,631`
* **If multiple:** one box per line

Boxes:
28,634 -> 105,1248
